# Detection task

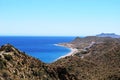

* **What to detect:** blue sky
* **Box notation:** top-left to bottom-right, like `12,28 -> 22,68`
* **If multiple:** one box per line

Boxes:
0,0 -> 120,36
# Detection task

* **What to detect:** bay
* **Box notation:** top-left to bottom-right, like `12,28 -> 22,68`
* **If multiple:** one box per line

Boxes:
0,36 -> 75,63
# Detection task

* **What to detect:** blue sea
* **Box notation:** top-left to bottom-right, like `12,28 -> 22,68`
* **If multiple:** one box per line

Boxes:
0,36 -> 75,63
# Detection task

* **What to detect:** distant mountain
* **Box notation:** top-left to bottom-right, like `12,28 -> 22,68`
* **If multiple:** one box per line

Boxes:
96,33 -> 120,38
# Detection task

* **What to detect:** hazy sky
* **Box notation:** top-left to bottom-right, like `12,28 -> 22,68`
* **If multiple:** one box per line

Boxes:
0,0 -> 120,36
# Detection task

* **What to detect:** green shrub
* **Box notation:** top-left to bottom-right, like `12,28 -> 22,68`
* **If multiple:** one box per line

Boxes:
0,59 -> 6,69
32,71 -> 41,76
3,72 -> 9,77
80,51 -> 88,54
3,54 -> 13,61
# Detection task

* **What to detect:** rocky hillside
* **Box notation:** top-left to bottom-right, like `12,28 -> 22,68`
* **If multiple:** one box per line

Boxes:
0,37 -> 120,80
70,36 -> 120,49
0,44 -> 76,80
0,44 -> 51,80
53,38 -> 120,80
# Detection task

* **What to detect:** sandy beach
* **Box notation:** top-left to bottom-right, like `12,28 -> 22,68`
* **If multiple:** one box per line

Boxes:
54,43 -> 78,60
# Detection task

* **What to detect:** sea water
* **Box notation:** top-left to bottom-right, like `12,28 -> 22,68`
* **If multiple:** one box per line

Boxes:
0,36 -> 75,63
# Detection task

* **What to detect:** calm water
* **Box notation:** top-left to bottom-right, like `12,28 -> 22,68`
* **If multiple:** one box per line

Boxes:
0,36 -> 75,63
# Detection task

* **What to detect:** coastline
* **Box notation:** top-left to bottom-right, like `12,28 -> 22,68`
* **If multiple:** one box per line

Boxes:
54,43 -> 78,60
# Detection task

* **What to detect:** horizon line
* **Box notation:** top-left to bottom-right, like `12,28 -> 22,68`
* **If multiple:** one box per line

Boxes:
0,35 -> 80,37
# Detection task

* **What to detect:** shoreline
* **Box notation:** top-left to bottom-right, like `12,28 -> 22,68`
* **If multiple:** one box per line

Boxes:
54,43 -> 78,60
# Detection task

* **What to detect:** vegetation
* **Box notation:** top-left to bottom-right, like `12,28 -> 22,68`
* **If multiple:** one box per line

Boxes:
3,54 -> 13,61
0,37 -> 120,80
0,59 -> 6,70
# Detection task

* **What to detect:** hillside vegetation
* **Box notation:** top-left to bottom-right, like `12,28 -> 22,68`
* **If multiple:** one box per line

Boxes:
0,37 -> 120,80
